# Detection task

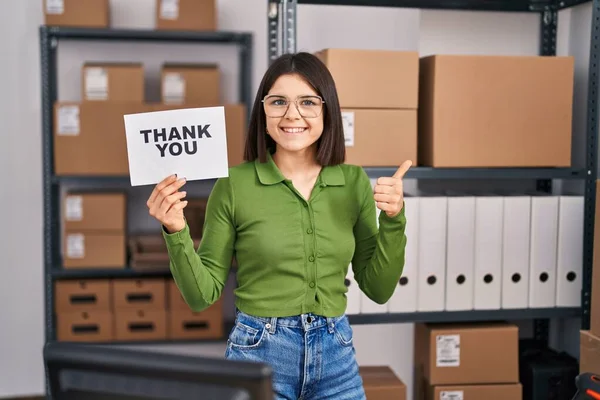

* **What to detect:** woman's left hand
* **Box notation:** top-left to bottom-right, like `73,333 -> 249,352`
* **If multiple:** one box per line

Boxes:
373,160 -> 412,218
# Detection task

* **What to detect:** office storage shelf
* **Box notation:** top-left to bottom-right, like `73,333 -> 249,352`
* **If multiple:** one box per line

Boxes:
266,0 -> 598,343
51,166 -> 588,185
40,25 -> 254,346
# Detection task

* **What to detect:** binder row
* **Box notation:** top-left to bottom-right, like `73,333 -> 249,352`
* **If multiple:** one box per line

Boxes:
346,192 -> 584,314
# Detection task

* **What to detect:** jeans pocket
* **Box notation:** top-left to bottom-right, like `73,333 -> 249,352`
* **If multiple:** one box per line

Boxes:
229,320 -> 266,350
333,317 -> 354,347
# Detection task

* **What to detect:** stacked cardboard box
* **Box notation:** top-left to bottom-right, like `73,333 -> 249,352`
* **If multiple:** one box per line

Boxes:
155,0 -> 217,31
579,180 -> 600,376
43,0 -> 218,31
418,54 -> 574,168
54,61 -> 247,177
359,366 -> 407,399
62,192 -> 126,269
316,48 -> 419,167
54,277 -> 224,343
43,0 -> 109,28
167,279 -> 224,340
414,322 -> 522,400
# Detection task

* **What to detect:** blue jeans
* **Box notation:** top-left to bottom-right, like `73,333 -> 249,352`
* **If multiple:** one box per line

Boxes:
225,310 -> 366,400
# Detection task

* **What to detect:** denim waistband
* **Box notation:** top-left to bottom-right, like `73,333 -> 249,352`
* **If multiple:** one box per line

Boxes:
235,309 -> 346,332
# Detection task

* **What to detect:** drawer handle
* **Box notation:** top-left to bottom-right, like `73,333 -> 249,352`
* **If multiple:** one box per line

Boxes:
70,294 -> 97,304
127,293 -> 153,303
183,321 -> 209,331
72,324 -> 99,334
128,322 -> 155,332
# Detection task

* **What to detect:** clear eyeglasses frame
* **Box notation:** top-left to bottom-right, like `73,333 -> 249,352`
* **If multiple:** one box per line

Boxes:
261,94 -> 325,118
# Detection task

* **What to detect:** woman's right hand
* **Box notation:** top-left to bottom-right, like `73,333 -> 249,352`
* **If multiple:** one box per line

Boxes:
147,174 -> 188,234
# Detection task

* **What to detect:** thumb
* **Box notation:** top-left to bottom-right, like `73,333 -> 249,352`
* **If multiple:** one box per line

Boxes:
393,160 -> 413,179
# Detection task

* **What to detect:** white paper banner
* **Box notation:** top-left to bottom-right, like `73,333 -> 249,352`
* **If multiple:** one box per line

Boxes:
123,106 -> 229,186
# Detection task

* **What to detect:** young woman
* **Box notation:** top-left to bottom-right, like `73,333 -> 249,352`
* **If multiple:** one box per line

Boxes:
147,52 -> 410,400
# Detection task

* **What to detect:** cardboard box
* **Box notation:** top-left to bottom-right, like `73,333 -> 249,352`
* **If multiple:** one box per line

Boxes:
161,64 -> 220,105
591,180 -> 600,337
414,322 -> 519,386
168,299 -> 224,340
82,63 -> 144,102
315,48 -> 419,109
44,0 -> 109,28
341,109 -> 417,166
156,0 -> 216,31
427,383 -> 522,400
55,280 -> 112,312
580,330 -> 600,375
56,310 -> 114,342
53,101 -> 146,175
360,366 -> 406,400
63,232 -> 126,269
112,279 -> 167,310
114,309 -> 167,341
418,54 -> 574,167
63,193 -> 126,232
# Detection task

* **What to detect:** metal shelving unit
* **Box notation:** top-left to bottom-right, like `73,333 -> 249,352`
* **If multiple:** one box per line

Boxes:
267,0 -> 599,340
40,25 -> 254,343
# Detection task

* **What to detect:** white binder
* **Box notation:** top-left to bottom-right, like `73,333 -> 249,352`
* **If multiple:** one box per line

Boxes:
529,194 -> 559,308
473,194 -> 504,310
444,193 -> 476,311
556,195 -> 584,307
415,192 -> 447,312
388,195 -> 419,313
501,194 -> 531,309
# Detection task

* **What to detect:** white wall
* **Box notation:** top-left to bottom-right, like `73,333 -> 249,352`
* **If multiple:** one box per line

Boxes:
0,0 -> 594,398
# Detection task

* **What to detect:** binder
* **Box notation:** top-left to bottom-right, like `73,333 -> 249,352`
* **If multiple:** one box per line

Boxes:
556,195 -> 584,307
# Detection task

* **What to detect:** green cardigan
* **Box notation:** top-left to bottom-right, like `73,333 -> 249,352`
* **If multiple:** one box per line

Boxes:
162,152 -> 407,318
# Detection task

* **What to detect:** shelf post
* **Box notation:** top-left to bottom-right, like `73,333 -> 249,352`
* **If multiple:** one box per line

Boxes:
40,26 -> 59,344
581,0 -> 600,331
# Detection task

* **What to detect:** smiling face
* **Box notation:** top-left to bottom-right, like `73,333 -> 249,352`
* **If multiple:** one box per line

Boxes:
264,73 -> 325,156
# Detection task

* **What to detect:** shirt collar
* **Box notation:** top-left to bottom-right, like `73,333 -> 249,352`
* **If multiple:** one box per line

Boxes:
255,151 -> 346,186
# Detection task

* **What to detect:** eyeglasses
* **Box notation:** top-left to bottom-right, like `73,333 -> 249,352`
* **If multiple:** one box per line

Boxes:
262,95 -> 325,118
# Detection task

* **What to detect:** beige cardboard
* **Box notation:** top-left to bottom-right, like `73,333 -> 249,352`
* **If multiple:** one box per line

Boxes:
112,279 -> 167,310
161,64 -> 220,105
82,63 -> 144,102
44,0 -> 109,28
341,108 -> 417,167
429,383 -> 522,400
580,330 -> 600,375
55,280 -> 112,312
418,54 -> 574,167
56,310 -> 114,342
360,366 -> 406,400
63,193 -> 126,232
62,232 -> 126,269
316,48 -> 419,109
591,180 -> 600,337
155,0 -> 216,31
114,309 -> 167,341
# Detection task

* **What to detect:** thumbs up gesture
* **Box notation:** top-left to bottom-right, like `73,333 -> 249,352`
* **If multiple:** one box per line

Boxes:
373,160 -> 412,218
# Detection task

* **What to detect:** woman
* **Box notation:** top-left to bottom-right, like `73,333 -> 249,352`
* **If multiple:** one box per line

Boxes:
147,52 -> 410,400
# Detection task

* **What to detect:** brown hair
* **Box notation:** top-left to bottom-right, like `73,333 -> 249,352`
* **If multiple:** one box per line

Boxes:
243,52 -> 345,166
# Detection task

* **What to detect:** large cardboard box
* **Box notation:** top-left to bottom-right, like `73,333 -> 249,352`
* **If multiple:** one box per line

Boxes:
82,63 -> 145,102
112,279 -> 167,310
53,101 -> 146,175
591,180 -> 600,337
155,0 -> 216,31
114,309 -> 167,341
360,366 -> 406,400
57,310 -> 114,342
62,232 -> 126,268
316,48 -> 419,109
580,330 -> 600,375
55,280 -> 112,313
427,383 -> 522,400
63,193 -> 126,232
414,322 -> 519,386
44,0 -> 109,28
418,54 -> 574,167
341,109 -> 417,166
161,64 -> 220,105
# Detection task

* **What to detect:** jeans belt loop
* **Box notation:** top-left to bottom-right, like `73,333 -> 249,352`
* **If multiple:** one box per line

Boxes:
268,317 -> 277,334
